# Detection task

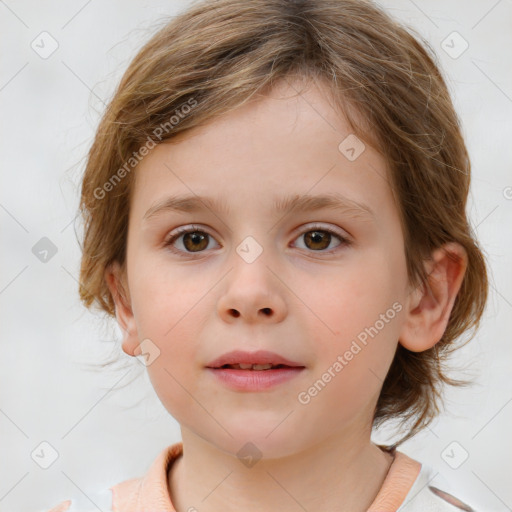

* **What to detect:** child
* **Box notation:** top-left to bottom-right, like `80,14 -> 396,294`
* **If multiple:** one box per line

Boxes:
46,0 -> 489,510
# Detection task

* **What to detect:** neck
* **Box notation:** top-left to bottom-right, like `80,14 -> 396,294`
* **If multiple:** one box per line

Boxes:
168,428 -> 394,512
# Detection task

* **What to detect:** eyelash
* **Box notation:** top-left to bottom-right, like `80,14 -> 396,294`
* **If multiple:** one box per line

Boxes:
163,223 -> 352,257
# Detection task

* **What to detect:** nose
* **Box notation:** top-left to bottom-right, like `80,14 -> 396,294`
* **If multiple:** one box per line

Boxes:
217,261 -> 287,324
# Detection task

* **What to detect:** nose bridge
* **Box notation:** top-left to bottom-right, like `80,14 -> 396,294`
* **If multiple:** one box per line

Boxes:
232,232 -> 276,295
217,234 -> 287,323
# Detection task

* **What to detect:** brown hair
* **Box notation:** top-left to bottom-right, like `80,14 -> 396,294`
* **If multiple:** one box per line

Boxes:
77,0 -> 488,447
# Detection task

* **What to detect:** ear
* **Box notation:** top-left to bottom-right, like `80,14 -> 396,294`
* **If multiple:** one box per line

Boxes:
399,242 -> 468,353
104,261 -> 140,357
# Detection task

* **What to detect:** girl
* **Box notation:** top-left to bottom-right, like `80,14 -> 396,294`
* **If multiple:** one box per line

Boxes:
47,0 -> 488,510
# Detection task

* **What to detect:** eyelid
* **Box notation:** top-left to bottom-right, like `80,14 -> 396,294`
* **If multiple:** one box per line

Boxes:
292,222 -> 350,240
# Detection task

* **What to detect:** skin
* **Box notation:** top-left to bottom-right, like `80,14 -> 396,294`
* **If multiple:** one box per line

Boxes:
105,76 -> 467,512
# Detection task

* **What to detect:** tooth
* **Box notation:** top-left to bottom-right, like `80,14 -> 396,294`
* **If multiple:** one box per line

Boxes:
227,363 -> 276,370
252,364 -> 273,370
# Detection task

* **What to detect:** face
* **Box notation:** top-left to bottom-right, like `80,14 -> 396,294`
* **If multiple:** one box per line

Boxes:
109,77 -> 418,458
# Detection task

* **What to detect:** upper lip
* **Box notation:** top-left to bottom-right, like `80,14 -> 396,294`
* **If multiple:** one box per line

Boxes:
206,350 -> 305,368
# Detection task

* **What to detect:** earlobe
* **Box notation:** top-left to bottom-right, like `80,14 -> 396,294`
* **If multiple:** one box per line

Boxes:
104,261 -> 140,357
399,242 -> 468,353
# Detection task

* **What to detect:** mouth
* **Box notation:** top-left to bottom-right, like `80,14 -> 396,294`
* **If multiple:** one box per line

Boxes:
205,361 -> 305,391
205,350 -> 306,390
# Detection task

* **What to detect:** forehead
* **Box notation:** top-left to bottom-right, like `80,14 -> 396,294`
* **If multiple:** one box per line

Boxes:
129,78 -> 396,227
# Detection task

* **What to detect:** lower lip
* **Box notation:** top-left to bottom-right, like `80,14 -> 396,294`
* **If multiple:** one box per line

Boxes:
206,367 -> 305,391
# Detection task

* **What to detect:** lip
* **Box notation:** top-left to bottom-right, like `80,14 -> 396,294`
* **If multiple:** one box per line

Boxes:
206,367 -> 305,391
206,349 -> 305,368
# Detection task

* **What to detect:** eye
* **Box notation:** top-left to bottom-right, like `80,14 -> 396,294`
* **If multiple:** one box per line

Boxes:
163,223 -> 351,257
164,225 -> 219,256
292,224 -> 351,252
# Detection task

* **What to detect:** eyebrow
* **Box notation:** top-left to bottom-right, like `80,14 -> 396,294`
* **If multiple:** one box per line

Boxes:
142,192 -> 375,222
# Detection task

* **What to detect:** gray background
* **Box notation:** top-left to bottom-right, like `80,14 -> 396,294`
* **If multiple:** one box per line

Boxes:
1,1 -> 511,511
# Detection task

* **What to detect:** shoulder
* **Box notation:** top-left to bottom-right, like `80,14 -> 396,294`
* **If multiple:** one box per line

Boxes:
43,488 -> 114,512
398,460 -> 477,512
42,442 -> 183,512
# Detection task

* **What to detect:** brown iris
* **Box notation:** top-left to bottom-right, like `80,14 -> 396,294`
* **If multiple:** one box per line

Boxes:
304,230 -> 331,250
182,231 -> 209,252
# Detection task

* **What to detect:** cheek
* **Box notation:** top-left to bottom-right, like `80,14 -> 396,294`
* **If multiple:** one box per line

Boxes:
303,260 -> 401,340
135,296 -> 207,424
130,259 -> 205,337
303,253 -> 405,381
129,267 -> 206,386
